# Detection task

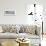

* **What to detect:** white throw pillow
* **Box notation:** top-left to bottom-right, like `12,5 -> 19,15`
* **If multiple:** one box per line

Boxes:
0,26 -> 3,33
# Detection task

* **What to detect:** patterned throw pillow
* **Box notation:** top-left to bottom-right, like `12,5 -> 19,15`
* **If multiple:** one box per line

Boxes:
19,25 -> 25,33
24,25 -> 36,35
10,25 -> 17,33
36,25 -> 41,36
2,25 -> 17,33
2,25 -> 8,33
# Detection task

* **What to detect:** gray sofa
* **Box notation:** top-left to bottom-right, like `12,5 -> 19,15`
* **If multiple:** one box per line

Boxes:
0,24 -> 41,39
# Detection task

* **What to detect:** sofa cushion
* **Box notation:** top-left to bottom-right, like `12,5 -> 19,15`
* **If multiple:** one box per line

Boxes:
0,26 -> 3,33
2,25 -> 17,33
24,25 -> 36,35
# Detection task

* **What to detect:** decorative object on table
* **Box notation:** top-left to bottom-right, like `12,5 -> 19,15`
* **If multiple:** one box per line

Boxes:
15,38 -> 31,46
19,39 -> 30,46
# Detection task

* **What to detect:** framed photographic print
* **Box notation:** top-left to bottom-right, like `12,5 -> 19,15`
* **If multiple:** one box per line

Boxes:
4,10 -> 16,16
4,9 -> 16,16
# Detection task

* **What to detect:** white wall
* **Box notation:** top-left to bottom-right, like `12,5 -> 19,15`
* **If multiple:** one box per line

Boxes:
0,0 -> 27,24
0,0 -> 46,24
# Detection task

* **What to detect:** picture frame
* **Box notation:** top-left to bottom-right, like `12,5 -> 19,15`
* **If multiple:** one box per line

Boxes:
4,10 -> 16,16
